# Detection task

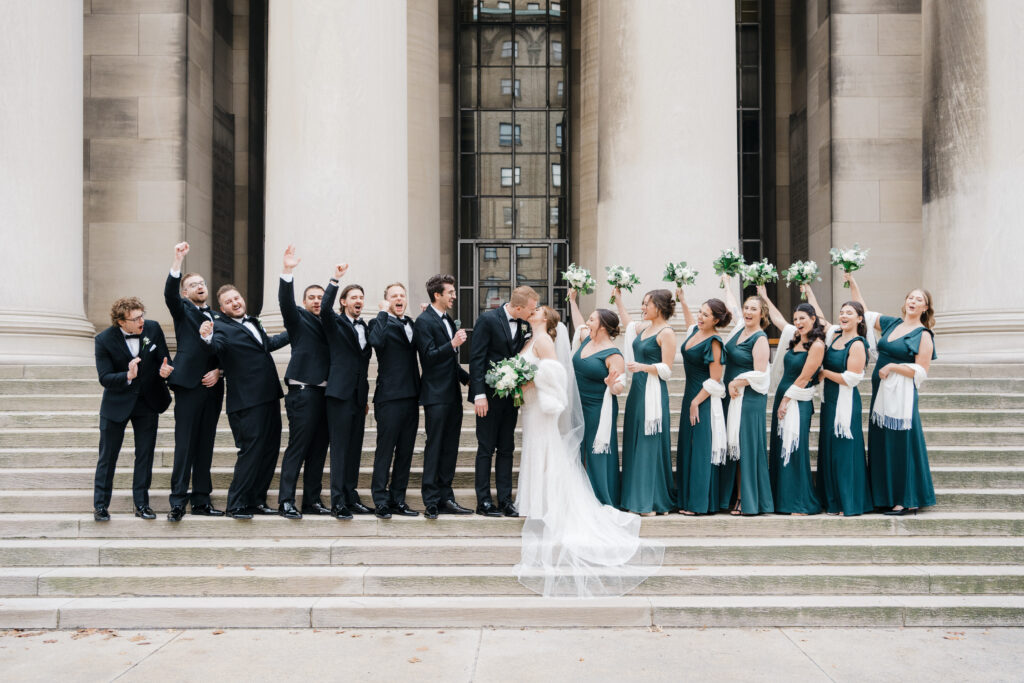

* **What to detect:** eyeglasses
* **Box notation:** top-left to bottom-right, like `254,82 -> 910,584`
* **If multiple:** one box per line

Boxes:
185,280 -> 206,289
126,313 -> 145,322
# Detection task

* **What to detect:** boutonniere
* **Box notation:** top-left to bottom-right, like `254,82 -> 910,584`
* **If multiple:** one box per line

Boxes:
255,317 -> 265,330
213,314 -> 221,320
142,336 -> 151,347
521,322 -> 532,340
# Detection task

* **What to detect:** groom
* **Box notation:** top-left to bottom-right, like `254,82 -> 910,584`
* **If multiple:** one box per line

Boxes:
469,285 -> 539,517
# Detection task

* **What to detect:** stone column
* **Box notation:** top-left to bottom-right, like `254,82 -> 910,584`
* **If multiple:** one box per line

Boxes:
922,0 -> 1024,361
262,0 -> 409,329
594,0 -> 738,308
0,2 -> 95,363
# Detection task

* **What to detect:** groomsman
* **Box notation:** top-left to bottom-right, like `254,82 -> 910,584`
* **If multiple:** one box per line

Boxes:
93,297 -> 173,521
367,282 -> 421,519
415,274 -> 472,520
164,242 -> 224,522
276,245 -> 331,519
469,286 -> 538,517
320,265 -> 373,519
202,285 -> 289,518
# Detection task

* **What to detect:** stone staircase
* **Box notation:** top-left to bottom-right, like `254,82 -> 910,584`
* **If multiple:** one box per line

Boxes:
0,362 -> 1022,629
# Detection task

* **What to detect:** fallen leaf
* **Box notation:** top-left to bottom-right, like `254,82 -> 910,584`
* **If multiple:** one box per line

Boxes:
416,646 -> 428,652
135,642 -> 151,646
408,657 -> 421,663
16,631 -> 44,638
335,631 -> 345,634
244,565 -> 254,571
351,634 -> 361,638
128,635 -> 146,642
405,632 -> 414,636
648,625 -> 663,633
944,635 -> 964,641
212,630 -> 225,635
216,564 -> 224,569
579,658 -> 584,662
43,640 -> 57,644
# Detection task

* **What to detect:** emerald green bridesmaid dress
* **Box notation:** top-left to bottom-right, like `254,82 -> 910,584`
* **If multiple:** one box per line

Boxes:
769,344 -> 822,514
817,336 -> 873,515
868,316 -> 937,509
572,336 -> 622,507
620,330 -> 677,513
676,328 -> 723,514
718,330 -> 774,514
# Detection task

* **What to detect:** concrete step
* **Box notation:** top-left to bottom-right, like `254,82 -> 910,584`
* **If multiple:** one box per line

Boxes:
2,594 -> 1023,629
0,536 -> 1020,568
2,512 -> 1022,540
0,487 -> 1020,513
3,564 -> 1022,598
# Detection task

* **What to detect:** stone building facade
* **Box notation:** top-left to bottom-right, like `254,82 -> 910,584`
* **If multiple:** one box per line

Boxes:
0,0 -> 1020,363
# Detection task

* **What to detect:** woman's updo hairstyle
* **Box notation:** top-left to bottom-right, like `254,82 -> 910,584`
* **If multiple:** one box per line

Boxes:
704,298 -> 732,328
594,308 -> 620,339
645,289 -> 676,319
789,302 -> 827,351
840,300 -> 868,338
540,306 -> 560,341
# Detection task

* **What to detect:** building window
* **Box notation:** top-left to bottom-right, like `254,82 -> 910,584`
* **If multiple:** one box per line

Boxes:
499,122 -> 522,146
501,41 -> 518,59
549,206 -> 559,225
555,123 -> 563,148
500,167 -> 521,187
551,163 -> 561,188
503,206 -> 513,225
556,81 -> 564,98
484,247 -> 498,260
500,78 -> 521,98
527,2 -> 540,9
551,41 -> 563,64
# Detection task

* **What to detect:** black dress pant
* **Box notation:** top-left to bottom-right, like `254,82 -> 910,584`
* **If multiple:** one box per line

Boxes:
371,398 -> 418,508
421,400 -> 463,508
278,385 -> 329,507
326,396 -> 366,508
168,381 -> 223,508
94,403 -> 159,509
225,400 -> 282,512
474,396 -> 517,506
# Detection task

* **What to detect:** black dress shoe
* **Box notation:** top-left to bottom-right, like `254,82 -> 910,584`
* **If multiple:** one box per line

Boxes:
476,502 -> 502,517
883,507 -> 918,516
331,505 -> 353,520
391,502 -> 420,517
302,500 -> 332,516
500,501 -> 519,518
94,507 -> 110,522
249,503 -> 277,516
424,505 -> 439,520
279,502 -> 302,519
374,505 -> 392,519
442,499 -> 474,515
348,501 -> 373,515
134,505 -> 156,520
190,504 -> 224,516
167,505 -> 185,522
228,509 -> 253,519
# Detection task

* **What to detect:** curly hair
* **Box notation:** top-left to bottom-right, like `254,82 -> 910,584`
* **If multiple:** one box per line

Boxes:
644,289 -> 676,319
704,298 -> 733,328
789,303 -> 827,351
110,297 -> 144,326
540,306 -> 560,340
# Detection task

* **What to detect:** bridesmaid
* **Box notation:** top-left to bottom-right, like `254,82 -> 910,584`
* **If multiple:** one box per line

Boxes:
719,277 -> 774,515
848,274 -> 937,515
815,301 -> 874,516
568,289 -> 627,507
760,286 -> 824,515
676,288 -> 729,515
614,287 -> 678,515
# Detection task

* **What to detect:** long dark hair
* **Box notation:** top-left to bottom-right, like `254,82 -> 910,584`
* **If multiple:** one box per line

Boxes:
839,300 -> 867,338
789,303 -> 826,351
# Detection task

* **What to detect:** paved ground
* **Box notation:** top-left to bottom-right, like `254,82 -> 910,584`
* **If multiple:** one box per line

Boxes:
0,627 -> 1019,682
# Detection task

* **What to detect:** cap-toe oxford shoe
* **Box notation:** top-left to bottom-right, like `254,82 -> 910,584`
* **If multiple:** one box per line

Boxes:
167,506 -> 185,522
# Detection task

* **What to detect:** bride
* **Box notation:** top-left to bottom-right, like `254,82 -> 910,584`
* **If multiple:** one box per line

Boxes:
514,305 -> 665,598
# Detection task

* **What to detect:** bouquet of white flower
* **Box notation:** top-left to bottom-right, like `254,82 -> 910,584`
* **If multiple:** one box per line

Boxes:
829,243 -> 869,287
663,261 -> 699,289
485,356 -> 538,407
605,265 -> 641,304
562,263 -> 597,301
740,259 -> 779,288
783,260 -> 822,300
712,247 -> 745,288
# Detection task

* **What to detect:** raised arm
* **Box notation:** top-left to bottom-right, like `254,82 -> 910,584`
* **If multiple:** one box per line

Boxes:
164,242 -> 189,320
844,273 -> 881,334
319,263 -> 348,326
613,287 -> 631,328
756,284 -> 789,331
568,288 -> 587,336
278,245 -> 302,331
677,287 -> 696,328
802,284 -> 830,328
720,274 -> 740,318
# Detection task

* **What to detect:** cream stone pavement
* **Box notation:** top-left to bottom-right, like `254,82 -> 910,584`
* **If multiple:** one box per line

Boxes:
0,627 -> 1021,682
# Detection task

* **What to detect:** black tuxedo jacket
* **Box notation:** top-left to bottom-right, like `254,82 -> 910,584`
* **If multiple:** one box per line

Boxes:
469,304 -> 528,400
207,315 -> 289,413
95,320 -> 172,422
368,311 -> 420,404
415,307 -> 469,406
279,277 -> 330,386
164,271 -> 219,389
320,282 -> 372,405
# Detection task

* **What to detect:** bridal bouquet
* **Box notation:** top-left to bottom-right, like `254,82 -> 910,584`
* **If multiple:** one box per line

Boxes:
784,260 -> 821,300
605,265 -> 640,304
740,259 -> 778,287
485,356 -> 537,407
829,243 -> 869,286
712,247 -> 745,287
663,261 -> 699,289
562,263 -> 597,301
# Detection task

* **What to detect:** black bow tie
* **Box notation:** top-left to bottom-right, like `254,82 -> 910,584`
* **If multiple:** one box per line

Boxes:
199,306 -> 211,313
124,333 -> 141,340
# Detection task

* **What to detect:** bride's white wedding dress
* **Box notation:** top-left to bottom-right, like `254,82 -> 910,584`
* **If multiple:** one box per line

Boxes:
514,326 -> 664,598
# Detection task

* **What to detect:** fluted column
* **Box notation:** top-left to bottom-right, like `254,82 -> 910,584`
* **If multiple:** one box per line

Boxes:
262,0 -> 409,328
0,1 -> 95,363
922,0 -> 1024,361
594,0 -> 738,307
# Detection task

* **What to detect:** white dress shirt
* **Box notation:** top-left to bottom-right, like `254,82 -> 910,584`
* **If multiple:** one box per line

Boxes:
390,312 -> 414,342
431,304 -> 454,340
349,315 -> 367,349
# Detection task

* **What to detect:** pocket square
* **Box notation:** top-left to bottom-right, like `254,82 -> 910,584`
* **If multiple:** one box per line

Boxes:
149,344 -> 157,352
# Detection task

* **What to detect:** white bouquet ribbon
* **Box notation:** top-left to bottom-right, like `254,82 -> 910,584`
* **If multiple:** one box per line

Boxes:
871,363 -> 927,431
726,369 -> 770,460
778,384 -> 815,466
703,379 -> 728,465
